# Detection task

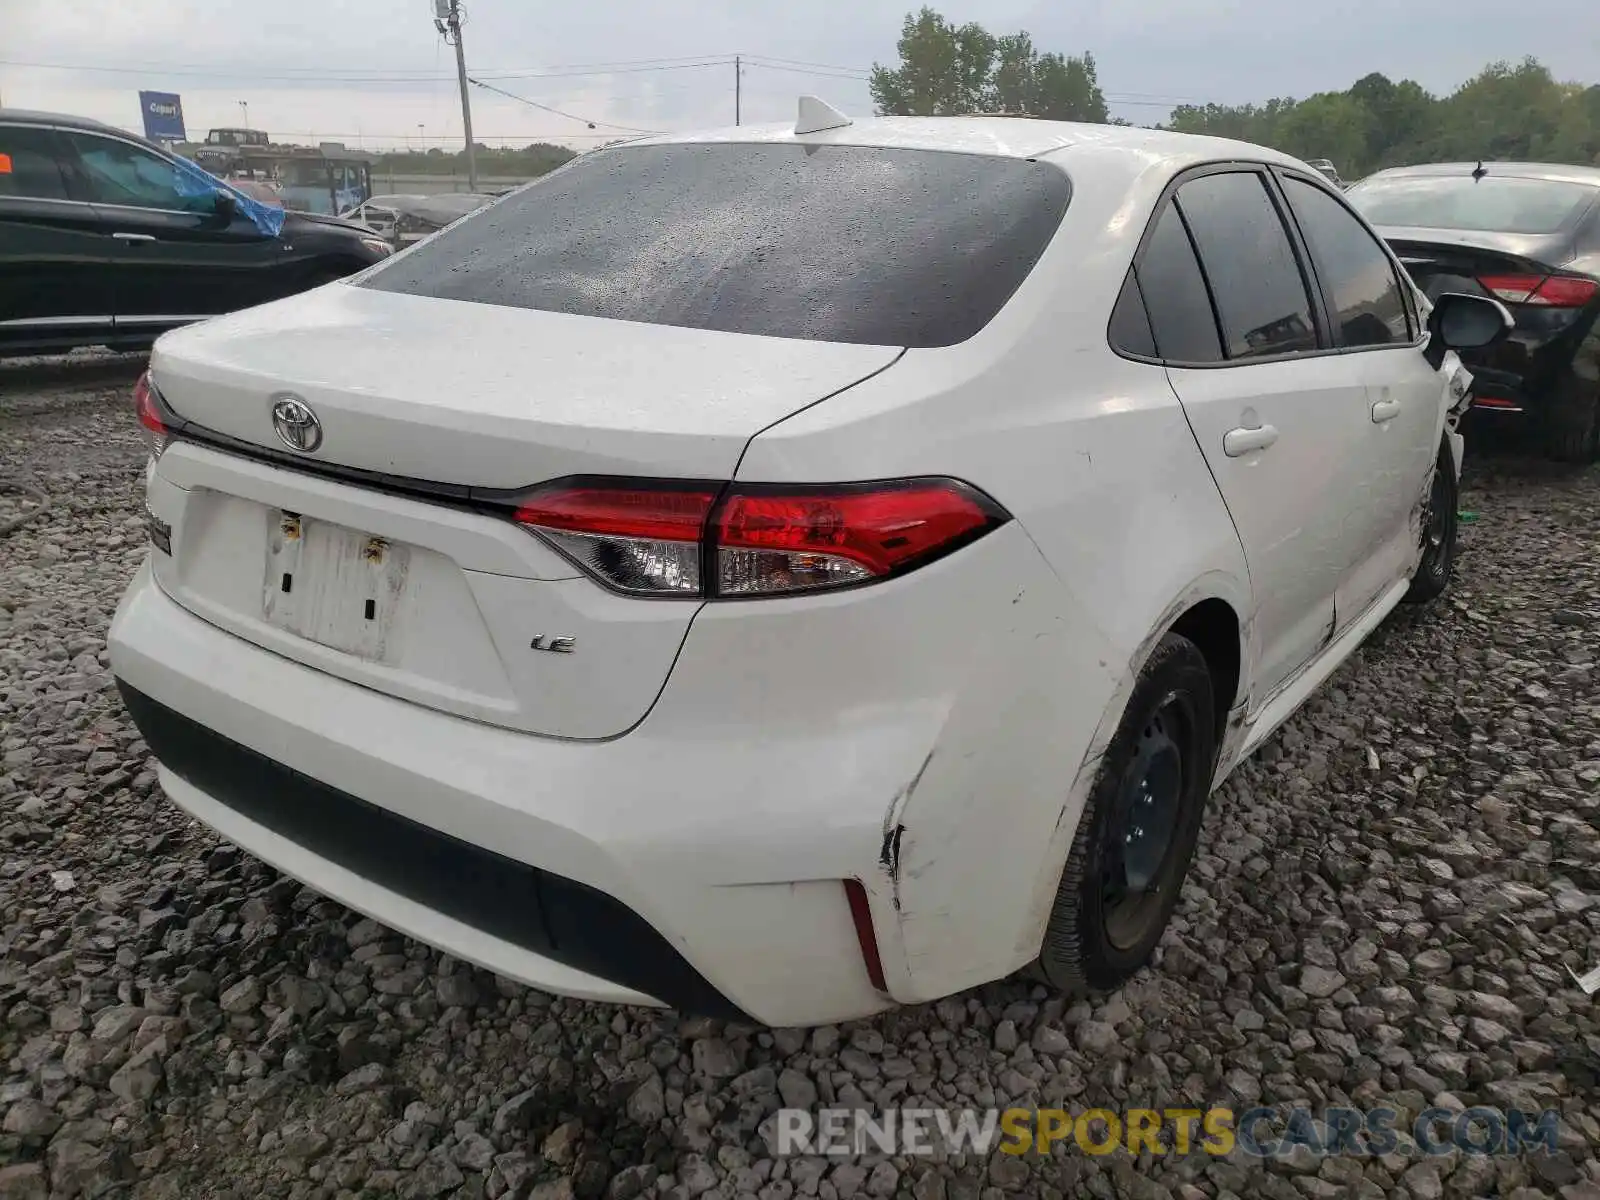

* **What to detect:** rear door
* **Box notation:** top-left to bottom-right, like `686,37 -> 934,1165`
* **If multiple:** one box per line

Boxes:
57,129 -> 284,326
1146,168 -> 1374,701
0,123 -> 115,346
1279,172 -> 1444,622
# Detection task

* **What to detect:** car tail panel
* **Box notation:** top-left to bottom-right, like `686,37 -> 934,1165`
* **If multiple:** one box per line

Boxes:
146,442 -> 701,739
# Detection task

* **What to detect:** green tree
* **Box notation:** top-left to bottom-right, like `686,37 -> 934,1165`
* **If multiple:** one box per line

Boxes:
870,8 -> 996,116
1273,92 -> 1372,171
372,142 -> 575,178
1165,98 -> 1296,145
871,7 -> 1106,120
1031,52 -> 1109,122
1437,58 -> 1567,161
1162,57 -> 1598,179
1347,73 -> 1436,167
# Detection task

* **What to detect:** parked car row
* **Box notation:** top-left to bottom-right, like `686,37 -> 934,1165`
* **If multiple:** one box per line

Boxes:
0,108 -> 394,358
109,105 -> 1518,1025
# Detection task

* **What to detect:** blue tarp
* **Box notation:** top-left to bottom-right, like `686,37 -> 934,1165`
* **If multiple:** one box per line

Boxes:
170,153 -> 286,238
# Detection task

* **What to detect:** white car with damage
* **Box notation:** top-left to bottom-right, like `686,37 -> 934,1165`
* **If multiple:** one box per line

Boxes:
109,101 -> 1509,1026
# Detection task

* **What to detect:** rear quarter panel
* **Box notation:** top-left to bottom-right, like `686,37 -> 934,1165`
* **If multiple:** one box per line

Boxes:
736,150 -> 1254,993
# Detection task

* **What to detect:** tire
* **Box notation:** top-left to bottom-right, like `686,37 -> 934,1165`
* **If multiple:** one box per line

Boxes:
1541,375 -> 1600,463
1033,633 -> 1217,996
1402,444 -> 1458,605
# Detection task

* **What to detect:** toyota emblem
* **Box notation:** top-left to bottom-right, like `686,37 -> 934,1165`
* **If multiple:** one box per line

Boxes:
271,394 -> 323,453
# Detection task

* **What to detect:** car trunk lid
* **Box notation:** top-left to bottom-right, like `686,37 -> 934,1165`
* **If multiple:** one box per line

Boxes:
144,285 -> 903,739
1377,226 -> 1575,303
149,283 -> 902,488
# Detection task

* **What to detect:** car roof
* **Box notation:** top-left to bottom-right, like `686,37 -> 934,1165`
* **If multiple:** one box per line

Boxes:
0,107 -> 132,137
617,114 -> 1306,177
1360,161 -> 1600,186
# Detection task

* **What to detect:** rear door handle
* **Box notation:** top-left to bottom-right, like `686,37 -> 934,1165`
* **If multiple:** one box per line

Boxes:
1371,398 -> 1402,423
111,232 -> 157,243
1223,424 -> 1279,457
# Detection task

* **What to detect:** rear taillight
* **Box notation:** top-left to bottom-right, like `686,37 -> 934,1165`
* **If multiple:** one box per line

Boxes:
133,371 -> 170,461
712,482 -> 1001,595
513,485 -> 715,596
1478,273 -> 1598,308
510,477 -> 1008,599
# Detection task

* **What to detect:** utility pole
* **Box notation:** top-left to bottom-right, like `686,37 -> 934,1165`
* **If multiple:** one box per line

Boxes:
238,100 -> 249,129
435,0 -> 479,190
734,56 -> 741,126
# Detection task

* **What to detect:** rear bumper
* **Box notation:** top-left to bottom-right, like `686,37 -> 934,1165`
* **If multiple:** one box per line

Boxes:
116,681 -> 743,1017
109,562 -> 890,1024
110,518 -> 1104,1025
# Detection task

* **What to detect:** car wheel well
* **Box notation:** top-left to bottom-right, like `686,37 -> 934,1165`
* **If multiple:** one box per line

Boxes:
1169,598 -> 1240,744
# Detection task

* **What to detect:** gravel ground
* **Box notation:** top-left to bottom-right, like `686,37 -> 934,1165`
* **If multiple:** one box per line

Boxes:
1,354 -> 1598,1200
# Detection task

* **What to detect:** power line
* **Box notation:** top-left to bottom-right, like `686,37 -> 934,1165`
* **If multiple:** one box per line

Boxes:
0,57 -> 732,84
466,78 -> 663,133
739,53 -> 873,76
740,61 -> 871,83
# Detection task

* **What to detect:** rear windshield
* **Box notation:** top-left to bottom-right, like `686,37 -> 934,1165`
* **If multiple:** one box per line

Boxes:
1348,174 -> 1599,235
360,142 -> 1072,347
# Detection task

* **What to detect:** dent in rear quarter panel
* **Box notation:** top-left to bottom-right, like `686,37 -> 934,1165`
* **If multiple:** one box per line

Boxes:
733,215 -> 1252,995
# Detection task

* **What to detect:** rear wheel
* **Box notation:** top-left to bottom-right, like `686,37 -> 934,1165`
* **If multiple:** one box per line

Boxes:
1542,374 -> 1600,463
1403,444 -> 1458,605
1034,634 -> 1216,995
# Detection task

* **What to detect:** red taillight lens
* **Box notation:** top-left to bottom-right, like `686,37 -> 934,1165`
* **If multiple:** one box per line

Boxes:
133,371 -> 164,434
1478,274 -> 1544,304
513,485 -> 716,595
1479,273 -> 1598,308
713,481 -> 1002,595
509,477 -> 1007,598
133,371 -> 170,460
1528,275 -> 1598,307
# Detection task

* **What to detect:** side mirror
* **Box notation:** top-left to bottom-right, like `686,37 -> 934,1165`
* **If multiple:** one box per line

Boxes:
213,190 -> 238,219
1431,291 -> 1514,351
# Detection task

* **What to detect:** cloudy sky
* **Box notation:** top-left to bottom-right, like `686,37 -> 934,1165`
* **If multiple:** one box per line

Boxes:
1,0 -> 1593,151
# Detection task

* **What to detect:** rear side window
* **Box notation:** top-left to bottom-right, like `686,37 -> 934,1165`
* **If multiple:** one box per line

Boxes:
361,142 -> 1073,348
1108,270 -> 1156,358
1134,204 -> 1223,363
0,126 -> 71,201
1284,177 -> 1412,347
1177,172 -> 1318,359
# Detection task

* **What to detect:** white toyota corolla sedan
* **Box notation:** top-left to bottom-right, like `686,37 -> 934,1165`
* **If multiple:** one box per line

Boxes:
108,104 -> 1511,1027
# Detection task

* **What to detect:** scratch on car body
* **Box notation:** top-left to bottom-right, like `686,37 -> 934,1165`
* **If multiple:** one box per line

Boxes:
880,750 -> 934,912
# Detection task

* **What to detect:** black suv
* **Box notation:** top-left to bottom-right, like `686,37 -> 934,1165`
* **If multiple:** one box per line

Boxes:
1,109 -> 394,357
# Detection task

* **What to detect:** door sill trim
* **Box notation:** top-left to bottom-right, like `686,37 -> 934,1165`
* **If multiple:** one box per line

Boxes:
1219,576 -> 1410,780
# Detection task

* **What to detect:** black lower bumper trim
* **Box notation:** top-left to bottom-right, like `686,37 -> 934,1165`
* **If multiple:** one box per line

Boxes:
115,681 -> 747,1020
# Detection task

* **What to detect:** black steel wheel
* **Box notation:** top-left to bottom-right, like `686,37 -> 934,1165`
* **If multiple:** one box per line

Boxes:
1035,633 -> 1217,995
1403,444 -> 1458,604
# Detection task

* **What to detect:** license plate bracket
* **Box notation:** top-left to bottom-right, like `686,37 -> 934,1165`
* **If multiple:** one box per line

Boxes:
262,511 -> 410,660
